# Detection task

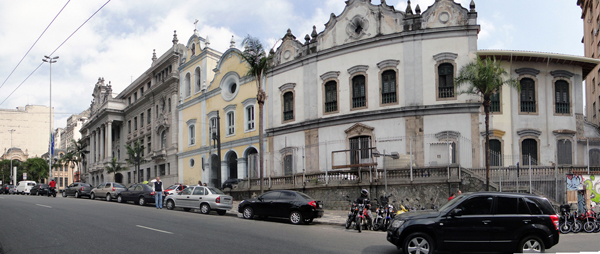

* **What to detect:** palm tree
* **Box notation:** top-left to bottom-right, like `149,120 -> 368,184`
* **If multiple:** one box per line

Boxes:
24,158 -> 49,183
455,57 -> 518,191
125,141 -> 146,183
105,157 -> 126,183
60,151 -> 77,184
238,35 -> 273,194
69,139 -> 88,182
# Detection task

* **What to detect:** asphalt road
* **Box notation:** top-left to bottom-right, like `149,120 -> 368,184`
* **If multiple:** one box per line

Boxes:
1,194 -> 600,254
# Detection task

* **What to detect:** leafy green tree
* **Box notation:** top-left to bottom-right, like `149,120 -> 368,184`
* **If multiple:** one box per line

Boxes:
238,35 -> 273,194
23,158 -> 49,183
125,141 -> 146,183
105,157 -> 126,183
455,57 -> 518,191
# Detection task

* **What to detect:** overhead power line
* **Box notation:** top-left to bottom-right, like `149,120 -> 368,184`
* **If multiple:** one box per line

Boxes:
0,0 -> 111,107
0,0 -> 71,92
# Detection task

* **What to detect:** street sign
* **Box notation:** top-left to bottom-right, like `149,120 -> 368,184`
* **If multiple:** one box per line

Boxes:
23,173 -> 27,180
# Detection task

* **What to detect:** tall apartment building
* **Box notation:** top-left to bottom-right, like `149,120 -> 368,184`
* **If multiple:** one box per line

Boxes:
0,105 -> 54,158
579,0 -> 600,124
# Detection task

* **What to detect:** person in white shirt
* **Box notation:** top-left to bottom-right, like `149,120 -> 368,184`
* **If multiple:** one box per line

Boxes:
152,177 -> 163,209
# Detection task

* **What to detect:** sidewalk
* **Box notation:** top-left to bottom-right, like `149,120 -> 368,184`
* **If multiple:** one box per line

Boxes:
226,201 -> 347,226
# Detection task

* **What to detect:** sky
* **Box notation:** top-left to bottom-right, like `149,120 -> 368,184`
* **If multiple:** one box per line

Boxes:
0,0 -> 586,129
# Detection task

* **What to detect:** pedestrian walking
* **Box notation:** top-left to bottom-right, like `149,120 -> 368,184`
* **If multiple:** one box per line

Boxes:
198,180 -> 202,186
153,177 -> 163,209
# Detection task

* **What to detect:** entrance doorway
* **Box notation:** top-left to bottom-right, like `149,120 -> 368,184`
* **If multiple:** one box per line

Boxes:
210,154 -> 221,187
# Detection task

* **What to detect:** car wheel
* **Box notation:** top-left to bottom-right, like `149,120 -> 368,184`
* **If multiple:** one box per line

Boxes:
75,192 -> 80,198
303,218 -> 313,224
62,191 -> 67,198
106,194 -> 111,202
200,203 -> 210,214
517,235 -> 545,253
217,210 -> 226,216
117,195 -> 123,203
90,193 -> 95,200
289,210 -> 303,225
403,232 -> 433,254
183,208 -> 192,212
166,200 -> 175,210
242,206 -> 254,219
138,196 -> 145,206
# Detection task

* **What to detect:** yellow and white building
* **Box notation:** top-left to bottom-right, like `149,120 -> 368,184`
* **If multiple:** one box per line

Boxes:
178,33 -> 260,187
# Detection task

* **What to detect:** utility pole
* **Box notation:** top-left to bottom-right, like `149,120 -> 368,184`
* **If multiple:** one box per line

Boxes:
43,55 -> 58,182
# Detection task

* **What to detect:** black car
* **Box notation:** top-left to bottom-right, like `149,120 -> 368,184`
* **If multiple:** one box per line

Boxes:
30,184 -> 50,196
62,182 -> 93,198
1,184 -> 13,194
387,192 -> 559,254
116,184 -> 156,206
222,178 -> 241,189
238,190 -> 324,225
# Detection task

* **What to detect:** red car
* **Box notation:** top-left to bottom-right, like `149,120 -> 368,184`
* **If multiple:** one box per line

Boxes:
163,184 -> 187,197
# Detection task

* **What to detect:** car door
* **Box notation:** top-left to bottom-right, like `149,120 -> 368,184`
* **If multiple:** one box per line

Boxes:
440,195 -> 493,252
490,196 -> 530,251
189,187 -> 205,208
66,183 -> 76,196
256,191 -> 281,217
176,187 -> 194,208
273,191 -> 296,218
123,185 -> 137,201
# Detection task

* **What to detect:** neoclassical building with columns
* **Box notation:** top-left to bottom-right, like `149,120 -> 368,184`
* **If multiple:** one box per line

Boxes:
80,32 -> 185,187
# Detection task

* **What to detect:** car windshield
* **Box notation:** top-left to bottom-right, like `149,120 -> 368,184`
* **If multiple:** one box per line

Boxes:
207,187 -> 224,194
439,194 -> 467,213
166,184 -> 179,190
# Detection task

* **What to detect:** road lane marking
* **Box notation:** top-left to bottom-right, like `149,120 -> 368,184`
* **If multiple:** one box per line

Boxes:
36,204 -> 52,208
136,225 -> 173,234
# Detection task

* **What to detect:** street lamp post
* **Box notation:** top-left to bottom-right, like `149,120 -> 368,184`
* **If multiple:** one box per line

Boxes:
43,55 -> 58,181
9,129 -> 15,185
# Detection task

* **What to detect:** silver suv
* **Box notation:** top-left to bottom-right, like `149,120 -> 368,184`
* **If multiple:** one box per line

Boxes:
91,182 -> 127,201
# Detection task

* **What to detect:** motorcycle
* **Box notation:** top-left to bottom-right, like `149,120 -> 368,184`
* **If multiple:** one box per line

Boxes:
580,209 -> 597,233
372,199 -> 385,231
355,203 -> 373,233
558,204 -> 571,234
47,187 -> 57,198
345,196 -> 358,230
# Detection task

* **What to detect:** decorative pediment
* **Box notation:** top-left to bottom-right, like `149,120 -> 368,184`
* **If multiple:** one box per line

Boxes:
553,129 -> 576,138
273,29 -> 304,66
345,123 -> 374,136
279,147 -> 296,155
480,129 -> 506,138
515,68 -> 540,77
517,128 -> 542,137
377,59 -> 400,69
435,130 -> 460,140
433,52 -> 458,62
279,83 -> 296,92
550,70 -> 575,78
347,65 -> 369,75
320,71 -> 341,81
422,0 -> 471,29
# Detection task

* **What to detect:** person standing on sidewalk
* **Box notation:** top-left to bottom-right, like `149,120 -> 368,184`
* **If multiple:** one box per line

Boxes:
153,177 -> 163,209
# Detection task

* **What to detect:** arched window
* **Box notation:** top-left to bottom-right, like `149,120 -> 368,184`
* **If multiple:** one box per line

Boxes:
283,92 -> 294,121
438,63 -> 454,98
194,67 -> 201,93
521,138 -> 538,165
381,70 -> 397,104
489,139 -> 502,166
324,81 -> 337,112
555,80 -> 570,114
557,139 -> 572,165
520,78 -> 536,113
161,130 -> 167,149
185,73 -> 191,97
352,75 -> 366,108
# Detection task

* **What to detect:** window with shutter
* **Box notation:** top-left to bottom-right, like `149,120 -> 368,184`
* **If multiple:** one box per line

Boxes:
438,63 -> 454,98
490,91 -> 500,112
557,139 -> 572,165
555,80 -> 570,114
352,75 -> 366,108
283,92 -> 294,121
489,139 -> 502,166
382,70 -> 397,104
520,78 -> 536,113
324,81 -> 337,112
521,139 -> 538,165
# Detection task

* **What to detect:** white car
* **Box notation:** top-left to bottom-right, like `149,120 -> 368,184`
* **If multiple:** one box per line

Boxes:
165,185 -> 233,215
16,181 -> 37,195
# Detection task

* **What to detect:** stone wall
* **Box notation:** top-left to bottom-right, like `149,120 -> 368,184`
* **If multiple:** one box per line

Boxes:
228,168 -> 493,210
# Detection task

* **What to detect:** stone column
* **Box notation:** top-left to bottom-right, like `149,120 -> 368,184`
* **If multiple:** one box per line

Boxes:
100,125 -> 105,161
107,120 -> 113,159
91,131 -> 95,163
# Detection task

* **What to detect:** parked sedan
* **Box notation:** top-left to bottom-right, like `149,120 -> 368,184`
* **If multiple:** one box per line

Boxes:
1,184 -> 13,194
116,184 -> 155,206
238,190 -> 324,224
90,182 -> 127,201
62,182 -> 93,198
165,185 -> 233,215
30,184 -> 50,196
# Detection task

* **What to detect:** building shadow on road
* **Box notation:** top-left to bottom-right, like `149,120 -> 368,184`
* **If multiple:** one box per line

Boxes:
360,245 -> 398,254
